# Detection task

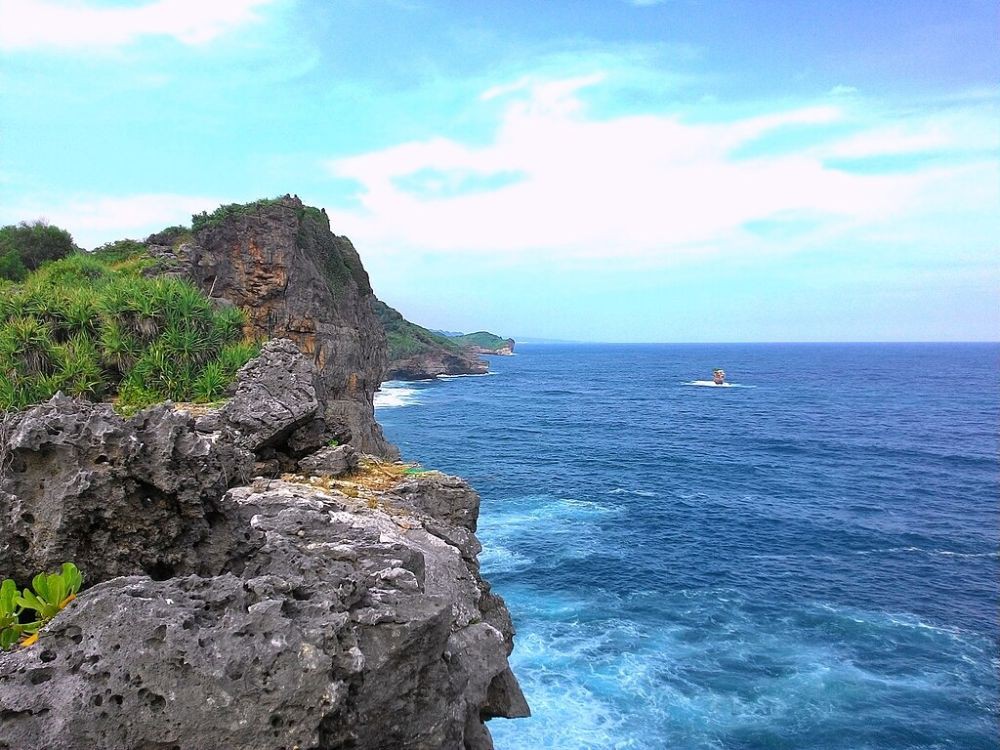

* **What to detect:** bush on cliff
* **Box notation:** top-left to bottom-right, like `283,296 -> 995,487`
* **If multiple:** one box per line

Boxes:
0,221 -> 79,281
0,248 -> 260,413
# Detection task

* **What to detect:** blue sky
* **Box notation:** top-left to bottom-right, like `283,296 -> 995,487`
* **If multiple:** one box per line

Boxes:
1,0 -> 997,342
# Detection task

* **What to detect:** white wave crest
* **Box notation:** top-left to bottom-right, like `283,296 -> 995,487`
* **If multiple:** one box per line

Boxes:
374,384 -> 421,409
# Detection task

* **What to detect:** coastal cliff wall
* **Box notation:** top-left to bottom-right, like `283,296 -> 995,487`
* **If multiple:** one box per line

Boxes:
0,198 -> 528,748
156,197 -> 393,456
0,342 -> 528,749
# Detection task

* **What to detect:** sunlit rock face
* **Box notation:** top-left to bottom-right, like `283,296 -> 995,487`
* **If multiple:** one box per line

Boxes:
164,196 -> 394,457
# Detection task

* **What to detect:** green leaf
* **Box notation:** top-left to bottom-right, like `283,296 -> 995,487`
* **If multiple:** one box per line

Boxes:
31,572 -> 50,603
61,562 -> 83,597
0,627 -> 20,650
0,579 -> 17,616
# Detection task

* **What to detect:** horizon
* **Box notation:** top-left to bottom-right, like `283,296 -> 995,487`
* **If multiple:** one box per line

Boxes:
509,339 -> 1000,345
1,0 -> 997,343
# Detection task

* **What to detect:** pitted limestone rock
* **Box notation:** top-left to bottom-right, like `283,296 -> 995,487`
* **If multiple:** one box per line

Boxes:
0,478 -> 528,750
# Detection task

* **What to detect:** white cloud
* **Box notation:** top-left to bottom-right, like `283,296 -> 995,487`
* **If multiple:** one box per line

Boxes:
0,0 -> 275,52
829,84 -> 858,96
325,77 -> 996,264
2,193 -> 220,248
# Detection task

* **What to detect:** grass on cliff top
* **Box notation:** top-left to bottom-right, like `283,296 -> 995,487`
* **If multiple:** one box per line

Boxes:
0,244 -> 260,414
190,195 -> 327,232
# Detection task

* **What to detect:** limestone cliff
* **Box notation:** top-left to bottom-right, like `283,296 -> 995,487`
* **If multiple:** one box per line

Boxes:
449,332 -> 516,357
374,300 -> 489,381
152,197 -> 393,457
0,341 -> 528,749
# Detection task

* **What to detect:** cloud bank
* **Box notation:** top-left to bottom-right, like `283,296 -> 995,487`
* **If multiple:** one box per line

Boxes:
325,75 -> 998,267
0,0 -> 275,52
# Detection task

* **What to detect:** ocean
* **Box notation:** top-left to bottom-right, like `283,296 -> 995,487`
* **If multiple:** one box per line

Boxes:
375,343 -> 999,750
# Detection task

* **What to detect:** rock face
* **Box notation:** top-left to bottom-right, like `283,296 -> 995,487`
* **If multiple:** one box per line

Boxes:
0,343 -> 528,749
386,350 -> 489,381
0,394 -> 254,586
298,444 -> 358,477
154,197 -> 393,457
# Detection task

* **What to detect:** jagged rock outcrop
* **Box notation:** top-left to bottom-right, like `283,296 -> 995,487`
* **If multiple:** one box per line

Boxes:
0,395 -> 254,586
150,197 -> 394,457
0,342 -> 528,749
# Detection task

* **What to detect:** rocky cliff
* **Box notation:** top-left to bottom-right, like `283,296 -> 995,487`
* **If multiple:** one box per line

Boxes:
150,197 -> 393,457
374,301 -> 489,381
0,340 -> 528,749
449,332 -> 515,357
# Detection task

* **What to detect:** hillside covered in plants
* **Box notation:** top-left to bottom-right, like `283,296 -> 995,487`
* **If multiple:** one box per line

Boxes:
0,237 -> 258,413
373,300 -> 514,379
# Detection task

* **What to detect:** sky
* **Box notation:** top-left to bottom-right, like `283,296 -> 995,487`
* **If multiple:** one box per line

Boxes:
1,0 -> 997,342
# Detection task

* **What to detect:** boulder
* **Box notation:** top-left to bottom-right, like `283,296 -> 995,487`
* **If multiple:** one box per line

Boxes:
215,338 -> 320,451
0,396 -> 254,585
298,444 -> 358,478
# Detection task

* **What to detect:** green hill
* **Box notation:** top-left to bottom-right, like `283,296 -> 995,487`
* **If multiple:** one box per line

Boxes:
450,331 -> 515,353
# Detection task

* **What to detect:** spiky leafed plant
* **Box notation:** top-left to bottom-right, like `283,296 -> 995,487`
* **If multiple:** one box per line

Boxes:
217,340 -> 261,379
98,319 -> 139,376
0,316 -> 56,377
56,334 -> 105,399
212,305 -> 248,345
193,360 -> 227,402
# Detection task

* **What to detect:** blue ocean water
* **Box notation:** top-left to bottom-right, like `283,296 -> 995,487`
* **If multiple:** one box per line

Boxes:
375,344 -> 999,750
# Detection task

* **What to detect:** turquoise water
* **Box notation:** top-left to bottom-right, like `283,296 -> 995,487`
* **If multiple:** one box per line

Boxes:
376,344 -> 999,749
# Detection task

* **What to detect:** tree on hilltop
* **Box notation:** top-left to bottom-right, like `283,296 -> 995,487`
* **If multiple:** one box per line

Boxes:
0,221 -> 79,281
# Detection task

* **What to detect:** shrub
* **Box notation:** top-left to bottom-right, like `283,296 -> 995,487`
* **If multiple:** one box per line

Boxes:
0,221 -> 77,279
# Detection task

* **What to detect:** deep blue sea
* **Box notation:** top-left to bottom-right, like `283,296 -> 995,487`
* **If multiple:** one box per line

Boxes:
375,344 -> 999,750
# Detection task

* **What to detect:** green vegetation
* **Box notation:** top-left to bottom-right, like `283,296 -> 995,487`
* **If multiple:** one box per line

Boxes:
0,221 -> 79,282
0,248 -> 260,413
1,563 -> 83,649
373,300 -> 465,361
191,197 -> 288,232
451,331 -> 512,352
146,225 -> 193,247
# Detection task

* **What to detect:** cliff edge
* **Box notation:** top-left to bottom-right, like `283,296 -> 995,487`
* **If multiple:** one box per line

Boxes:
154,197 -> 393,456
0,197 -> 528,748
0,341 -> 528,749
